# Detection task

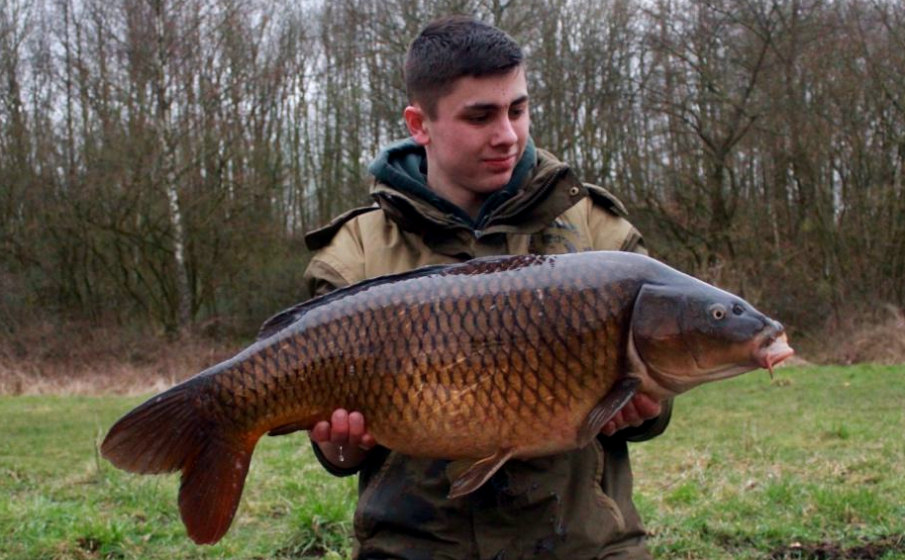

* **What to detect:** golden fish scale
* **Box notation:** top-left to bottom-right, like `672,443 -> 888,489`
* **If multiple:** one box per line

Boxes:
205,254 -> 639,458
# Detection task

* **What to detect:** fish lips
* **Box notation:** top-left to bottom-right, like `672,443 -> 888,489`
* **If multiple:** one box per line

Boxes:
754,329 -> 795,377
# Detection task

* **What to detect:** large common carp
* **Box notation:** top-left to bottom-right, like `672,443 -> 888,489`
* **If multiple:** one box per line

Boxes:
101,251 -> 793,544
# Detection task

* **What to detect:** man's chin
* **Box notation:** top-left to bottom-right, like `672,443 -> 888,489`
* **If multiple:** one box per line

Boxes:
480,172 -> 514,192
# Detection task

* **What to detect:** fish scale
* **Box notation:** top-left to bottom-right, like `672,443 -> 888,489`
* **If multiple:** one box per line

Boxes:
100,251 -> 794,544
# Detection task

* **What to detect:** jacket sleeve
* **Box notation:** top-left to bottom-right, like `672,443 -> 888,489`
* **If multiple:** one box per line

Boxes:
302,221 -> 374,476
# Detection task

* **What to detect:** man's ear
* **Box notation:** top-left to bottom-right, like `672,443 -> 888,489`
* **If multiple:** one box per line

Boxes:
404,105 -> 430,146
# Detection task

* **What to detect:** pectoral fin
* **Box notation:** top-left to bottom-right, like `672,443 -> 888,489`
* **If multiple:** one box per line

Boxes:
578,377 -> 640,445
447,448 -> 514,499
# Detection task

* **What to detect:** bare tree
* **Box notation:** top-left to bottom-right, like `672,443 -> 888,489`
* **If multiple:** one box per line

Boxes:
641,0 -> 779,277
2,0 -> 904,348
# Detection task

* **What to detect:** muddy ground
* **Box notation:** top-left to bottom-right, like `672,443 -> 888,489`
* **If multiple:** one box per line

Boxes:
770,535 -> 905,559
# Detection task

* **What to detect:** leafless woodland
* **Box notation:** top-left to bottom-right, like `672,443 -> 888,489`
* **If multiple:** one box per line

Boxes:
2,0 -> 904,359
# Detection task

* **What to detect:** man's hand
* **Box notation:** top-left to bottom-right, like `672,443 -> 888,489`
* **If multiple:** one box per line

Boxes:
309,409 -> 376,469
600,393 -> 662,437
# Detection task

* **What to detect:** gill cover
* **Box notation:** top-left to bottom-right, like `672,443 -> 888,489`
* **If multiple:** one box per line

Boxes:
630,281 -> 776,394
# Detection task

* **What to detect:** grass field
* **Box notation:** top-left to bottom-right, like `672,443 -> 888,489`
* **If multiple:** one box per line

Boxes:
1,365 -> 903,559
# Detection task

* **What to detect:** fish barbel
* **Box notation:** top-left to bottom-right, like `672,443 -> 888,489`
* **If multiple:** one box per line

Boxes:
101,251 -> 794,544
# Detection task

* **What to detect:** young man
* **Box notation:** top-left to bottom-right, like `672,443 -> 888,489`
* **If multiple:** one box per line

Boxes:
304,16 -> 671,559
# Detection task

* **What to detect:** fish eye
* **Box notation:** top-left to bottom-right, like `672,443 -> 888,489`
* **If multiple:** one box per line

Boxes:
709,304 -> 727,320
732,303 -> 745,315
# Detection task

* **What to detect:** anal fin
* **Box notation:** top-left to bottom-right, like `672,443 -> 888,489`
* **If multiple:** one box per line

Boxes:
267,422 -> 309,436
447,448 -> 514,499
578,377 -> 640,445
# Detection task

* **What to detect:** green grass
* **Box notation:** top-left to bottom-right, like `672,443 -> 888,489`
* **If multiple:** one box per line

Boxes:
634,364 -> 905,559
0,365 -> 903,559
0,395 -> 357,559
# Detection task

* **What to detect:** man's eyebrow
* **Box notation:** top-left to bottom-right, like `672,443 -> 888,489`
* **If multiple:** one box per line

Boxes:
463,95 -> 529,112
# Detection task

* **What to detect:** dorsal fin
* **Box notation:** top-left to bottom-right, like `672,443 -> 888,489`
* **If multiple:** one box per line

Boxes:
256,262 -> 457,341
257,253 -> 558,341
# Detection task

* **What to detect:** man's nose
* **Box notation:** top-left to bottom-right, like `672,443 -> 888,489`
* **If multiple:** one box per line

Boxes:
491,115 -> 518,146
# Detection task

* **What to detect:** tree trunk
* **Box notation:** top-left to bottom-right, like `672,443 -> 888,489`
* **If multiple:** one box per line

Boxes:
153,0 -> 192,332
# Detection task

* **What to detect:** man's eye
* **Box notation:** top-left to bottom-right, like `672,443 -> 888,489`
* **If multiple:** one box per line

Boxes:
510,107 -> 526,118
467,114 -> 489,123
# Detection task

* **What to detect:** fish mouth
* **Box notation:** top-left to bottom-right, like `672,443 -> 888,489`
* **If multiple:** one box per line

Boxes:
754,331 -> 795,378
653,326 -> 795,389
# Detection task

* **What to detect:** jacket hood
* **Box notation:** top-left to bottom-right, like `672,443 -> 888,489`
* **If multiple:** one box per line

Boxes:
368,137 -> 538,230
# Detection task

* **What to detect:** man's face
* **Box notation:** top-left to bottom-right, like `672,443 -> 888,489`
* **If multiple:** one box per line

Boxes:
405,67 -> 530,216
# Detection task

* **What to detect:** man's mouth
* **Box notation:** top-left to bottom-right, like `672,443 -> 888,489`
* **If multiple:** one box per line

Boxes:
483,154 -> 516,170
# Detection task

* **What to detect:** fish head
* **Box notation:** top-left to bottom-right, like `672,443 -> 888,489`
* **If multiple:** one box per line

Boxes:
630,281 -> 794,396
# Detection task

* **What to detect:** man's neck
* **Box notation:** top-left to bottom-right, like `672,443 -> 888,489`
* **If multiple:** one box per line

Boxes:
425,175 -> 486,219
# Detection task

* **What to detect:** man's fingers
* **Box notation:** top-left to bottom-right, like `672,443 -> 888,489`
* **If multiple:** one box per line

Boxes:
360,432 -> 377,449
599,393 -> 664,436
601,409 -> 624,436
633,394 -> 662,420
348,411 -> 365,441
329,409 -> 350,444
348,411 -> 377,449
620,401 -> 642,427
310,420 -> 331,443
601,420 -> 616,437
309,409 -> 375,450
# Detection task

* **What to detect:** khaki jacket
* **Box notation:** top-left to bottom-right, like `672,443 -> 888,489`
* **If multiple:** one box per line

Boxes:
303,148 -> 671,559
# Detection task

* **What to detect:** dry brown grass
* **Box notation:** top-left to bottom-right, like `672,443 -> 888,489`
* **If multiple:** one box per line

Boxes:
0,320 -> 240,396
816,305 -> 905,366
2,308 -> 903,396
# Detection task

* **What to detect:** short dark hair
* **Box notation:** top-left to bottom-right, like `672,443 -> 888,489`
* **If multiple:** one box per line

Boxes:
404,15 -> 524,118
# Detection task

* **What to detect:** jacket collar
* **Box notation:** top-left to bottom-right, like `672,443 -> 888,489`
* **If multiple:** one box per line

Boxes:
368,140 -> 585,238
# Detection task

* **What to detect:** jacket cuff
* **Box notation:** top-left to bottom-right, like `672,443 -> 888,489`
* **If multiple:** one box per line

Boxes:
615,397 -> 674,443
311,440 -> 365,477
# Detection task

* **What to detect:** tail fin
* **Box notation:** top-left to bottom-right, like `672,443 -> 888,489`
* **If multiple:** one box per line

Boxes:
177,434 -> 255,544
100,382 -> 257,544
